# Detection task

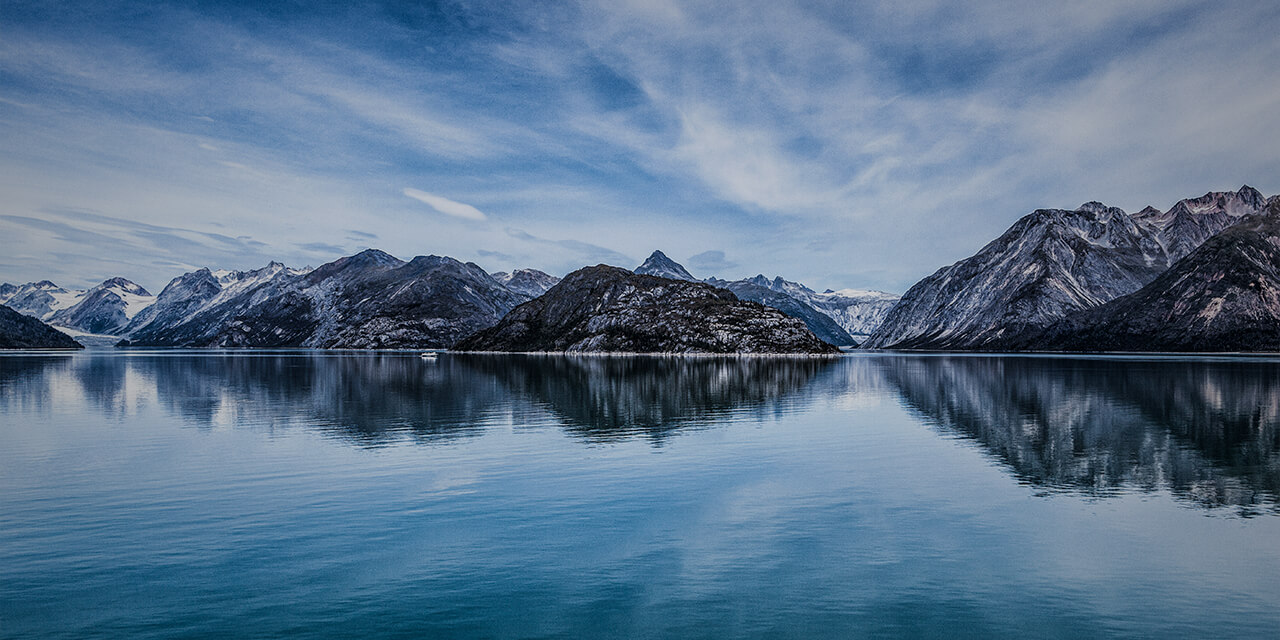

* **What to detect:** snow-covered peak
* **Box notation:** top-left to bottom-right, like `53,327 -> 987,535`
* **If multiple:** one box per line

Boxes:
635,250 -> 697,281
90,277 -> 150,296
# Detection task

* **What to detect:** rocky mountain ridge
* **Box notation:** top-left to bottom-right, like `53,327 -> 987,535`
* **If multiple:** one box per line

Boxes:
1011,203 -> 1280,352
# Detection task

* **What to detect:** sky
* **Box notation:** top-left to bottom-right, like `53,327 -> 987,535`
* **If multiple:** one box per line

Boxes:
2,0 -> 1279,294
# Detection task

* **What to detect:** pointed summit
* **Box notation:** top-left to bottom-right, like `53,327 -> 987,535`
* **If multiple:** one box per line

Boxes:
634,250 -> 696,281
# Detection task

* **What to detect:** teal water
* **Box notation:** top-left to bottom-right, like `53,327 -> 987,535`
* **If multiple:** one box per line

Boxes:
2,351 -> 1279,638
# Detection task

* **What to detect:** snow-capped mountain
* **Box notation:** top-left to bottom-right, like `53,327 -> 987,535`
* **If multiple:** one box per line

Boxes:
0,277 -> 155,336
123,262 -> 305,339
634,250 -> 697,281
457,265 -> 838,353
492,268 -> 561,297
863,186 -> 1272,350
0,281 -> 83,319
48,278 -> 154,335
124,250 -> 528,349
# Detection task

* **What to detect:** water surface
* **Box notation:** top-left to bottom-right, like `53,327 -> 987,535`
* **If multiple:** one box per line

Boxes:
2,351 -> 1279,638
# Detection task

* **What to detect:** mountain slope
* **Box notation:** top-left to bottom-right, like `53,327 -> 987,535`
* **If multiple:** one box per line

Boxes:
1023,208 -> 1280,352
456,265 -> 839,354
864,187 -> 1270,350
0,305 -> 83,349
1134,185 -> 1267,261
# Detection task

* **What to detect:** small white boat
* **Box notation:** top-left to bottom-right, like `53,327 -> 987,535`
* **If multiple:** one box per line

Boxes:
420,351 -> 438,359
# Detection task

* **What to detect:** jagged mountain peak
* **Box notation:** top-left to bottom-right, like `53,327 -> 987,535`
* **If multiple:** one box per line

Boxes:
1076,201 -> 1113,214
635,250 -> 696,281
1233,184 -> 1264,200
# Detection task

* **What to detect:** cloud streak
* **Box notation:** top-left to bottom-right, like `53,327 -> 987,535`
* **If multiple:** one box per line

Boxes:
403,188 -> 488,221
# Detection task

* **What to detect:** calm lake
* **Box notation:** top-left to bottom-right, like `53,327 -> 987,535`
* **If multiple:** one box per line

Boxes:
2,350 -> 1279,638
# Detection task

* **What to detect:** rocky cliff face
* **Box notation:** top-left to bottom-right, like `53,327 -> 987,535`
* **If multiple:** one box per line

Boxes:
864,186 -> 1271,350
0,305 -> 83,349
456,265 -> 839,354
124,250 -> 528,349
1019,206 -> 1280,352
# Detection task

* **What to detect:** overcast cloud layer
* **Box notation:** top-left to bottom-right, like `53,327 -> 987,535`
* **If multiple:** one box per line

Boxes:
2,0 -> 1278,293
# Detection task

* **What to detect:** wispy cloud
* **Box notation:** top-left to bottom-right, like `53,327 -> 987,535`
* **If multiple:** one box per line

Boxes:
403,188 -> 488,221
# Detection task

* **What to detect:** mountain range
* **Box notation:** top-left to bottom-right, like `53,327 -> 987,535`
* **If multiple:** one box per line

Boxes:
120,251 -> 530,349
5,183 -> 1279,353
4,246 -> 894,352
0,278 -> 154,336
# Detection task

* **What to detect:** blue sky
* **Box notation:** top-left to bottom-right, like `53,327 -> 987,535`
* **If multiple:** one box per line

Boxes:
2,0 -> 1279,293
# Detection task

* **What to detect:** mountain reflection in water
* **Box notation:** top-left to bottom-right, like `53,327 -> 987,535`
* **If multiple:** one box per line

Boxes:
458,354 -> 833,441
879,355 -> 1280,514
3,351 -> 1279,513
